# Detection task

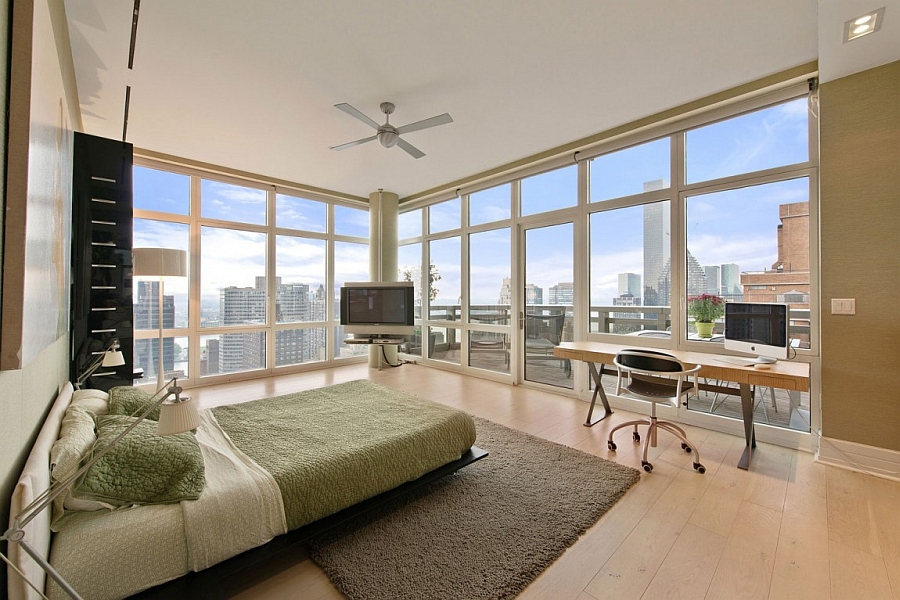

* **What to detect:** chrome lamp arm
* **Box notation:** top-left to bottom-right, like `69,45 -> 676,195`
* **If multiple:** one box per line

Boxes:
74,339 -> 125,390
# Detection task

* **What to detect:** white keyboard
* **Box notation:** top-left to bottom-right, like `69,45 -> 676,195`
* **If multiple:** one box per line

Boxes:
716,357 -> 758,366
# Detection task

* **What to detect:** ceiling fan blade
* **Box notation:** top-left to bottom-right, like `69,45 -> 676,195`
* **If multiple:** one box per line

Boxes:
334,103 -> 381,129
397,138 -> 425,159
330,135 -> 377,151
395,113 -> 453,135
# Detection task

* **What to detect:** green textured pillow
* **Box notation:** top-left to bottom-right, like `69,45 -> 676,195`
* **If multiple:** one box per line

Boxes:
73,414 -> 205,505
108,386 -> 161,421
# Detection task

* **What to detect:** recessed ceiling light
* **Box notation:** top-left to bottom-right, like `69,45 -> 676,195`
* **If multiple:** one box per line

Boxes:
843,7 -> 885,42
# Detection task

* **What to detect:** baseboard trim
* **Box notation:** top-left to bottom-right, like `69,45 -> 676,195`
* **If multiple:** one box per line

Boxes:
816,437 -> 900,482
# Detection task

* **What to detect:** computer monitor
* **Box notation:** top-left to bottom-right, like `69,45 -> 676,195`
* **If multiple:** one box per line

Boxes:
723,302 -> 789,364
339,281 -> 415,337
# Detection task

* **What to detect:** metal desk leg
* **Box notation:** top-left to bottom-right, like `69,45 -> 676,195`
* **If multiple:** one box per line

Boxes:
584,362 -> 614,427
737,382 -> 757,470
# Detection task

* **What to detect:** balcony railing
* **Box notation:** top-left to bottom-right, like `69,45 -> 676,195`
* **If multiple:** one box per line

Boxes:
420,303 -> 809,348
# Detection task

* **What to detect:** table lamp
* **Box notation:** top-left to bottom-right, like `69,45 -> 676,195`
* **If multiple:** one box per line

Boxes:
74,338 -> 126,389
1,377 -> 202,600
133,247 -> 188,387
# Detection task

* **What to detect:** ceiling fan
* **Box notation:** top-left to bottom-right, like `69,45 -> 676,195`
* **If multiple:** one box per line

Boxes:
330,102 -> 452,159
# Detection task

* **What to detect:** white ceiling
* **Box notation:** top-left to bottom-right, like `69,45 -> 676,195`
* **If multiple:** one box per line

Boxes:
63,1 -> 899,200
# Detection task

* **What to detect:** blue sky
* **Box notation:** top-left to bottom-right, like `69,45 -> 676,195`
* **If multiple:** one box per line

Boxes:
134,97 -> 809,312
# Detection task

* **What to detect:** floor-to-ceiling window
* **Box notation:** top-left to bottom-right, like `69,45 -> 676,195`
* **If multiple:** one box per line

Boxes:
133,82 -> 818,443
403,85 -> 818,439
585,92 -> 815,434
468,184 -> 512,375
132,160 -> 368,387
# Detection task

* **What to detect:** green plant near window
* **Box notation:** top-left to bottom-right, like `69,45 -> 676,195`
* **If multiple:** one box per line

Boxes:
401,263 -> 441,303
687,294 -> 725,323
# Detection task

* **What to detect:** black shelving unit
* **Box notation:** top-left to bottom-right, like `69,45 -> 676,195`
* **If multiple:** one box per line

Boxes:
70,132 -> 134,391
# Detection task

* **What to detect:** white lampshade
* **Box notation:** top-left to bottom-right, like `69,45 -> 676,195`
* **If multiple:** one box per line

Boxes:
101,349 -> 126,367
133,248 -> 187,277
157,397 -> 203,435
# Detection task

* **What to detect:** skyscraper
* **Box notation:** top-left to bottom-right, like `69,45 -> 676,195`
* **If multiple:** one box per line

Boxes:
218,276 -> 324,372
134,280 -> 176,380
703,265 -> 721,295
618,273 -> 642,298
643,201 -> 669,306
548,282 -> 574,305
721,263 -> 742,298
656,252 -> 708,303
524,284 -> 543,305
499,278 -> 512,305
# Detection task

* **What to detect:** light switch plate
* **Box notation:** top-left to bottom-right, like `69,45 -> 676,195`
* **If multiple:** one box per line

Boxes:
831,298 -> 856,315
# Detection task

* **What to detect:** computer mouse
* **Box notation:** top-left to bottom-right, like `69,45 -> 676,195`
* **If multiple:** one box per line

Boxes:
753,363 -> 772,370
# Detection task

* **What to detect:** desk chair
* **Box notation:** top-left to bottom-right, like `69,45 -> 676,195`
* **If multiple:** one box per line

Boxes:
607,349 -> 705,473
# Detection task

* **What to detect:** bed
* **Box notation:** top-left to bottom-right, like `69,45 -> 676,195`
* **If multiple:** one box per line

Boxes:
8,379 -> 483,600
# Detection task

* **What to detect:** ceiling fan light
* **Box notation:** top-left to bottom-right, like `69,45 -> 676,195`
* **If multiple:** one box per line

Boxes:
377,130 -> 400,148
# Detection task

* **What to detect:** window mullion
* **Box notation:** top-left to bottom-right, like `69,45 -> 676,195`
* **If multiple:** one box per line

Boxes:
671,134 -> 687,347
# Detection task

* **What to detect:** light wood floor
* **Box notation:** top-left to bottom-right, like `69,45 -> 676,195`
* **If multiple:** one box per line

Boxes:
189,363 -> 900,600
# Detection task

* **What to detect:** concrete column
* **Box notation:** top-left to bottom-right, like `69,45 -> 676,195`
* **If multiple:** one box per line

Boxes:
367,190 -> 399,367
368,189 -> 399,282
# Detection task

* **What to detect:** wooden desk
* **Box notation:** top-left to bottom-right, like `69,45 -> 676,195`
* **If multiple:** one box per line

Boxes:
554,341 -> 810,470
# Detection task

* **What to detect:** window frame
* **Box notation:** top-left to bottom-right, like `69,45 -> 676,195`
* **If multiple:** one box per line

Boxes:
132,158 -> 370,388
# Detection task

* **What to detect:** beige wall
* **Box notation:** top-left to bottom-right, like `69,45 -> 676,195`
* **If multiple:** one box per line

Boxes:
1,0 -> 76,590
819,59 -> 900,451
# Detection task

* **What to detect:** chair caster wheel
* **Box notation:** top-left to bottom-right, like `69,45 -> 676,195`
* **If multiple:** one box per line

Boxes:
681,443 -> 692,453
608,440 -> 617,451
693,462 -> 706,474
633,431 -> 641,443
641,461 -> 653,472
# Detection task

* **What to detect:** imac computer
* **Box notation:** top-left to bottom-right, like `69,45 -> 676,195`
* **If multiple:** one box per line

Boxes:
339,281 -> 415,338
723,302 -> 789,364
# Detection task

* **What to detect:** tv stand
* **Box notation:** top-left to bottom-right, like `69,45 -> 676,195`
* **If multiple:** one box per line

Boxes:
343,337 -> 402,370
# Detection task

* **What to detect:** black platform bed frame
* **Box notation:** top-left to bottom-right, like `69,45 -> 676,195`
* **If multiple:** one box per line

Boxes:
129,446 -> 488,599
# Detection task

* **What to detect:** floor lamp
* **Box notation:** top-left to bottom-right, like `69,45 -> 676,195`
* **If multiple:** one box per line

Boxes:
133,248 -> 188,387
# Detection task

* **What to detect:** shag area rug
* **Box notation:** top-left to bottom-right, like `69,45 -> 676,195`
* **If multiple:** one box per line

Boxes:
309,416 -> 641,600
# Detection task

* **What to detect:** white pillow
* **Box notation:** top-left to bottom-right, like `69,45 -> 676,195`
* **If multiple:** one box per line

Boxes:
70,388 -> 110,415
49,404 -> 112,522
49,405 -> 96,482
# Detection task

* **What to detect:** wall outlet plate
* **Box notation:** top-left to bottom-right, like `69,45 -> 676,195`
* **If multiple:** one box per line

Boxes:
831,298 -> 856,315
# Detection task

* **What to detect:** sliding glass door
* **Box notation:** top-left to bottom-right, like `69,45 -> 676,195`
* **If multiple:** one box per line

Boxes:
521,222 -> 573,389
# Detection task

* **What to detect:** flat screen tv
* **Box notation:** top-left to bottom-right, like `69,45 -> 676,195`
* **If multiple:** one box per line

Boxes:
339,281 -> 415,337
723,302 -> 789,364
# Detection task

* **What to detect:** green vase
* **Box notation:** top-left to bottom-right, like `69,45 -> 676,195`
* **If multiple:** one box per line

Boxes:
695,321 -> 715,338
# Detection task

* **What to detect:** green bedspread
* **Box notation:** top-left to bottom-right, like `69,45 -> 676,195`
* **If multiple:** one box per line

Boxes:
211,379 -> 477,531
